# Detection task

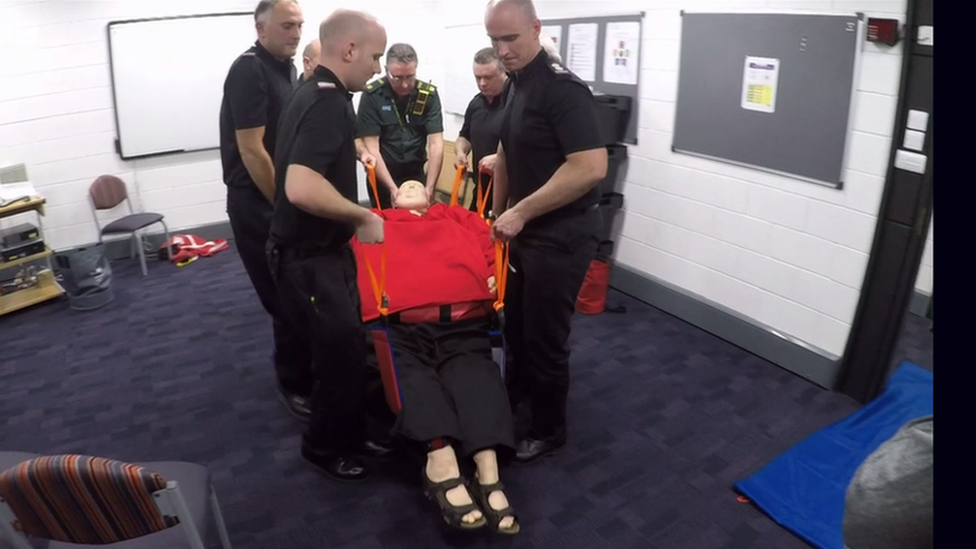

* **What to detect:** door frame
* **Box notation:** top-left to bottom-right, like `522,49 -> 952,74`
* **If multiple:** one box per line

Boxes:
835,0 -> 934,403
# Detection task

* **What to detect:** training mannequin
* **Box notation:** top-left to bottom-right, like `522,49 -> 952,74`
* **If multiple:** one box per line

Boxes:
393,179 -> 429,213
352,180 -> 518,534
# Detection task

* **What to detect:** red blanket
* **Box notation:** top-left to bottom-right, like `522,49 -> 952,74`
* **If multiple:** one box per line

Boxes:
352,204 -> 495,323
159,234 -> 229,264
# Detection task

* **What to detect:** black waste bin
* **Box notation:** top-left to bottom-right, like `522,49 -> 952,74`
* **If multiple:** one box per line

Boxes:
54,242 -> 114,311
594,94 -> 632,145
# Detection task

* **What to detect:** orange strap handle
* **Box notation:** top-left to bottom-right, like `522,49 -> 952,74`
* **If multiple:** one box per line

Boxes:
363,246 -> 388,317
493,240 -> 508,313
477,167 -> 494,219
363,163 -> 388,317
486,212 -> 508,312
367,163 -> 383,211
449,165 -> 466,207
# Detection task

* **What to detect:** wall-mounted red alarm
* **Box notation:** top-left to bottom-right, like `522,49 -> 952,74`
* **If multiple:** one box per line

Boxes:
866,18 -> 900,46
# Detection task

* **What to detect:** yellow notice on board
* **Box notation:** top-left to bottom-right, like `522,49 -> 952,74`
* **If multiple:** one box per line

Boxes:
741,56 -> 779,113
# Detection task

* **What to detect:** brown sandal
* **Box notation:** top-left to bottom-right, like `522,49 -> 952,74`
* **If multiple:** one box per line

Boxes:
422,469 -> 487,530
471,480 -> 520,534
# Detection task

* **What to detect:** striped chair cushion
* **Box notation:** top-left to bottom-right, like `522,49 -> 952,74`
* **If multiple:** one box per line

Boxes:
0,455 -> 175,544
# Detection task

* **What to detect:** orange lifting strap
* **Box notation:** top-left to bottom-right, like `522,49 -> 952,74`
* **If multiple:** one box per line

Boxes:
449,165 -> 492,220
449,165 -> 465,209
450,166 -> 507,316
364,164 -> 389,317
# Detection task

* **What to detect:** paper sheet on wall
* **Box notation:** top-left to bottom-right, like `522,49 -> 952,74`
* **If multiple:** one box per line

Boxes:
541,25 -> 562,51
566,23 -> 597,81
741,56 -> 780,113
602,21 -> 640,85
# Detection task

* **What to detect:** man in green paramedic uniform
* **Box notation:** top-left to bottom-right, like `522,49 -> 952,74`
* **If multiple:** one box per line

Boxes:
355,43 -> 445,209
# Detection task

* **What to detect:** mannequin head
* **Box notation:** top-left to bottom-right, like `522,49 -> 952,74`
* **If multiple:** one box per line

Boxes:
394,180 -> 429,213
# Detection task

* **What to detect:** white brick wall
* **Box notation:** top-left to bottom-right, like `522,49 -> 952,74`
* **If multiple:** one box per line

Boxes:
0,0 -> 445,250
439,0 -> 908,356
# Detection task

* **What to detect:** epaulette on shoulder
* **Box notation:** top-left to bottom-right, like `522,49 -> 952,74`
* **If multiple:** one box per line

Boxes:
317,81 -> 337,91
417,80 -> 436,92
549,62 -> 570,75
365,78 -> 385,93
240,51 -> 256,58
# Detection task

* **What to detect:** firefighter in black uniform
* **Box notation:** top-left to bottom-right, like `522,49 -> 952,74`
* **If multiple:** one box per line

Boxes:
486,0 -> 608,465
355,43 -> 445,209
454,47 -> 508,218
266,9 -> 391,482
218,0 -> 311,420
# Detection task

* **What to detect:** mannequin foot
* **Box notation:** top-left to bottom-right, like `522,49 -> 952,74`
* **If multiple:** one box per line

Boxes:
425,447 -> 484,527
473,449 -> 519,534
481,481 -> 515,531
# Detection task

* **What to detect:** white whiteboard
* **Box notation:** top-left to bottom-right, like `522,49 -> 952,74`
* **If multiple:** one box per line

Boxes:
443,23 -> 493,116
108,13 -> 260,159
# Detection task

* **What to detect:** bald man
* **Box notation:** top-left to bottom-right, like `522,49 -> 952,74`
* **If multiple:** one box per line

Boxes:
298,39 -> 321,84
486,0 -> 607,465
268,8 -> 390,482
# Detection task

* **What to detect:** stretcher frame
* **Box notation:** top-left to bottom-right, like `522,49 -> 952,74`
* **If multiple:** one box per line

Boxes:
362,165 -> 508,414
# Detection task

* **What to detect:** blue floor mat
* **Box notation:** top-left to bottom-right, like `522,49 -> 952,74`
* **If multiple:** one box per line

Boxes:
733,361 -> 933,549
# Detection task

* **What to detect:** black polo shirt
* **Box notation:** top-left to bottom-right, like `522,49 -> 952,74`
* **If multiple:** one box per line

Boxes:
219,41 -> 297,190
499,50 -> 604,223
270,66 -> 358,250
459,92 -> 506,173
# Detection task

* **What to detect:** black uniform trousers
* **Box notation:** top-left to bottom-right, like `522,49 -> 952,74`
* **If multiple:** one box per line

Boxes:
505,206 -> 601,442
381,319 -> 515,458
366,160 -> 426,210
267,243 -> 368,453
226,185 -> 312,396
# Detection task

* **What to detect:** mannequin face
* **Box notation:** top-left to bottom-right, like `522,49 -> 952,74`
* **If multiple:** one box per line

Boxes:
394,180 -> 429,212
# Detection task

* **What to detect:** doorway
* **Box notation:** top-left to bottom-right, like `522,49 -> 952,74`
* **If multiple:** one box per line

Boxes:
836,0 -> 933,403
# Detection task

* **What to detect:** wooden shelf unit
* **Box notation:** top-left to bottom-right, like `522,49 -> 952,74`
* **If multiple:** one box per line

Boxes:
2,247 -> 53,270
0,195 -> 65,316
0,269 -> 62,315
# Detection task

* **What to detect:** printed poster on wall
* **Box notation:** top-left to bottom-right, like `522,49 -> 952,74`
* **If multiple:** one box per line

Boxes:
602,21 -> 640,85
566,23 -> 598,81
741,56 -> 780,113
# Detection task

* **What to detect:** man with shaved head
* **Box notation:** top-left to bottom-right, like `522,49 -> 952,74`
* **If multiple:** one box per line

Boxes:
485,0 -> 608,466
219,0 -> 310,422
297,38 -> 320,84
268,8 -> 391,482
